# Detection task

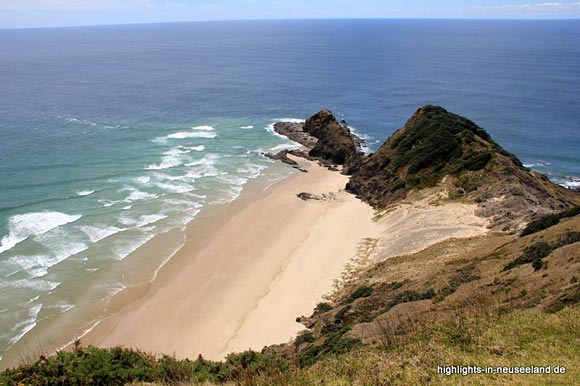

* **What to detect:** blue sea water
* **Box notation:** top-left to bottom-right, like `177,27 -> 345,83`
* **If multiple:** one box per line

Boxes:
0,19 -> 579,364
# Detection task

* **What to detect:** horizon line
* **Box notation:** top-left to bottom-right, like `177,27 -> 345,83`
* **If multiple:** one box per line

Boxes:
2,16 -> 580,31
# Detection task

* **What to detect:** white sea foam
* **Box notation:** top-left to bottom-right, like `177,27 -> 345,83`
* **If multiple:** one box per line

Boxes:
98,199 -> 123,208
7,303 -> 42,346
222,175 -> 248,186
274,118 -> 305,124
146,148 -> 190,170
66,117 -> 98,127
118,214 -> 168,228
187,145 -> 206,151
236,164 -> 267,179
153,172 -> 184,181
559,176 -> 580,190
0,212 -> 82,255
1,279 -> 60,292
348,125 -> 375,154
28,267 -> 48,278
185,153 -> 221,167
191,125 -> 215,131
264,123 -> 291,140
76,190 -> 95,197
167,131 -> 217,139
185,165 -> 223,179
268,143 -> 302,153
179,208 -> 201,225
240,125 -> 254,129
111,233 -> 156,261
213,185 -> 244,204
523,160 -> 552,168
17,235 -> 89,274
122,188 -> 159,203
54,303 -> 75,313
155,181 -> 195,194
77,225 -> 124,243
135,176 -> 151,184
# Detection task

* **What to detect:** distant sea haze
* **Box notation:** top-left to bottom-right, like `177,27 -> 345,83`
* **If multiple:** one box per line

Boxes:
0,19 -> 579,364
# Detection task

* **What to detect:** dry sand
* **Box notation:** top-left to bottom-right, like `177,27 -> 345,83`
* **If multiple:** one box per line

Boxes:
84,158 -> 489,360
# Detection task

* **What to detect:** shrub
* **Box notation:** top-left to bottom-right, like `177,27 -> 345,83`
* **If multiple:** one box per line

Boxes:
313,302 -> 333,315
0,346 -> 157,386
385,288 -> 436,311
461,150 -> 492,171
345,286 -> 373,303
521,213 -> 562,236
296,327 -> 359,368
503,241 -> 554,271
295,331 -> 316,347
520,206 -> 580,237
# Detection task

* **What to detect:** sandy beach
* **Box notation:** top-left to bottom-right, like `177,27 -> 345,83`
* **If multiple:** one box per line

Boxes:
84,157 -> 489,359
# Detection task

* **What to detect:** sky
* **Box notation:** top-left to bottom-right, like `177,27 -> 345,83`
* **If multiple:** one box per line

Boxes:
1,0 -> 580,28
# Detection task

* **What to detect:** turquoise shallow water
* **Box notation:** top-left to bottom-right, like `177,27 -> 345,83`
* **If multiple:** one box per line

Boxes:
0,19 -> 579,364
0,116 -> 301,363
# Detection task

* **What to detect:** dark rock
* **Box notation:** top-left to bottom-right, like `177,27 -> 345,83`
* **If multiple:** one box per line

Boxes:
264,150 -> 299,166
273,122 -> 317,149
273,112 -> 364,174
303,110 -> 363,172
287,149 -> 316,161
297,192 -> 321,201
292,166 -> 308,173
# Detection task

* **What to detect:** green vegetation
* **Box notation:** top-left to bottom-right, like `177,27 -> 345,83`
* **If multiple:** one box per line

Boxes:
520,206 -> 580,236
296,327 -> 359,368
456,150 -> 492,172
0,346 -> 290,386
385,288 -> 436,311
503,241 -> 555,271
388,106 -> 496,179
504,231 -> 580,271
438,265 -> 480,298
5,306 -> 578,386
344,285 -> 373,303
546,285 -> 580,313
312,302 -> 333,315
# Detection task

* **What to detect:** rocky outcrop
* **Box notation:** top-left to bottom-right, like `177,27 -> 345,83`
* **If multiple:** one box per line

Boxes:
273,111 -> 363,172
264,150 -> 308,172
303,110 -> 363,172
273,122 -> 318,149
345,105 -> 580,230
273,106 -> 579,230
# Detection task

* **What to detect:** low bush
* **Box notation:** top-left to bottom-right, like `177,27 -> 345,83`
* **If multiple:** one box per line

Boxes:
520,206 -> 580,237
385,288 -> 436,311
503,242 -> 554,271
345,286 -> 373,303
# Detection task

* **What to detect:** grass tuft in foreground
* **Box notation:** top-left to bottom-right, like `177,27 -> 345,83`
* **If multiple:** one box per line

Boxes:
2,306 -> 579,386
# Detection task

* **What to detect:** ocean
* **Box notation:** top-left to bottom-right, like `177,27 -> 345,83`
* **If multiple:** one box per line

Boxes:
0,19 -> 579,364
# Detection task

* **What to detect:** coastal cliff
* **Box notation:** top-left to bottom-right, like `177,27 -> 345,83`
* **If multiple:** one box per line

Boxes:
275,105 -> 580,231
346,105 -> 579,230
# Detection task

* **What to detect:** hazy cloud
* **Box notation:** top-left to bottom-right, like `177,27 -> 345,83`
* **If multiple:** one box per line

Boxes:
476,2 -> 580,11
0,0 -> 179,11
